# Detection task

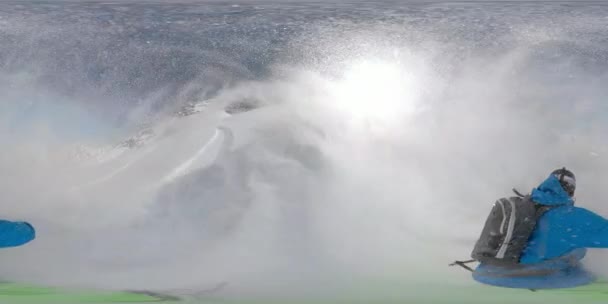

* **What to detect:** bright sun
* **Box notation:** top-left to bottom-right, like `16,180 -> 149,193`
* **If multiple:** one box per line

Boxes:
330,60 -> 420,130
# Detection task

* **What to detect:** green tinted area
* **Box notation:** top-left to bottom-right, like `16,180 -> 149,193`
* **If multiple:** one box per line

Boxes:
1,280 -> 608,304
0,283 -> 173,303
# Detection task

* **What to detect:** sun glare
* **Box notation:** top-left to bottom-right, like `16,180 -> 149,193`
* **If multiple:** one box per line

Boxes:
330,60 -> 420,130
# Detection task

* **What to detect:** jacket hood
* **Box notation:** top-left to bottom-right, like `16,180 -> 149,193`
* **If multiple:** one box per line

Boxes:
531,174 -> 574,206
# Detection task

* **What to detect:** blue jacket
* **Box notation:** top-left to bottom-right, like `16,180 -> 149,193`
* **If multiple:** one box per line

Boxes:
473,174 -> 608,289
0,220 -> 35,248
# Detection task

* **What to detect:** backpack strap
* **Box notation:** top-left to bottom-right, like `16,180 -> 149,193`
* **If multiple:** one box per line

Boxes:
512,188 -> 527,197
534,204 -> 553,220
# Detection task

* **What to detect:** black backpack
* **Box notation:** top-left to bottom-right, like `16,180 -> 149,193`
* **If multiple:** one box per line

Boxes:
470,193 -> 551,266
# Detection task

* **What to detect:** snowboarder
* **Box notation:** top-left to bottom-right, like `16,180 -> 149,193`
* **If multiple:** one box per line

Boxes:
452,168 -> 608,289
0,220 -> 35,249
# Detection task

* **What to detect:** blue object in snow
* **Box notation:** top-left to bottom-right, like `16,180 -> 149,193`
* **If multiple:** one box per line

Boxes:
0,220 -> 35,248
473,249 -> 594,289
473,174 -> 608,289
